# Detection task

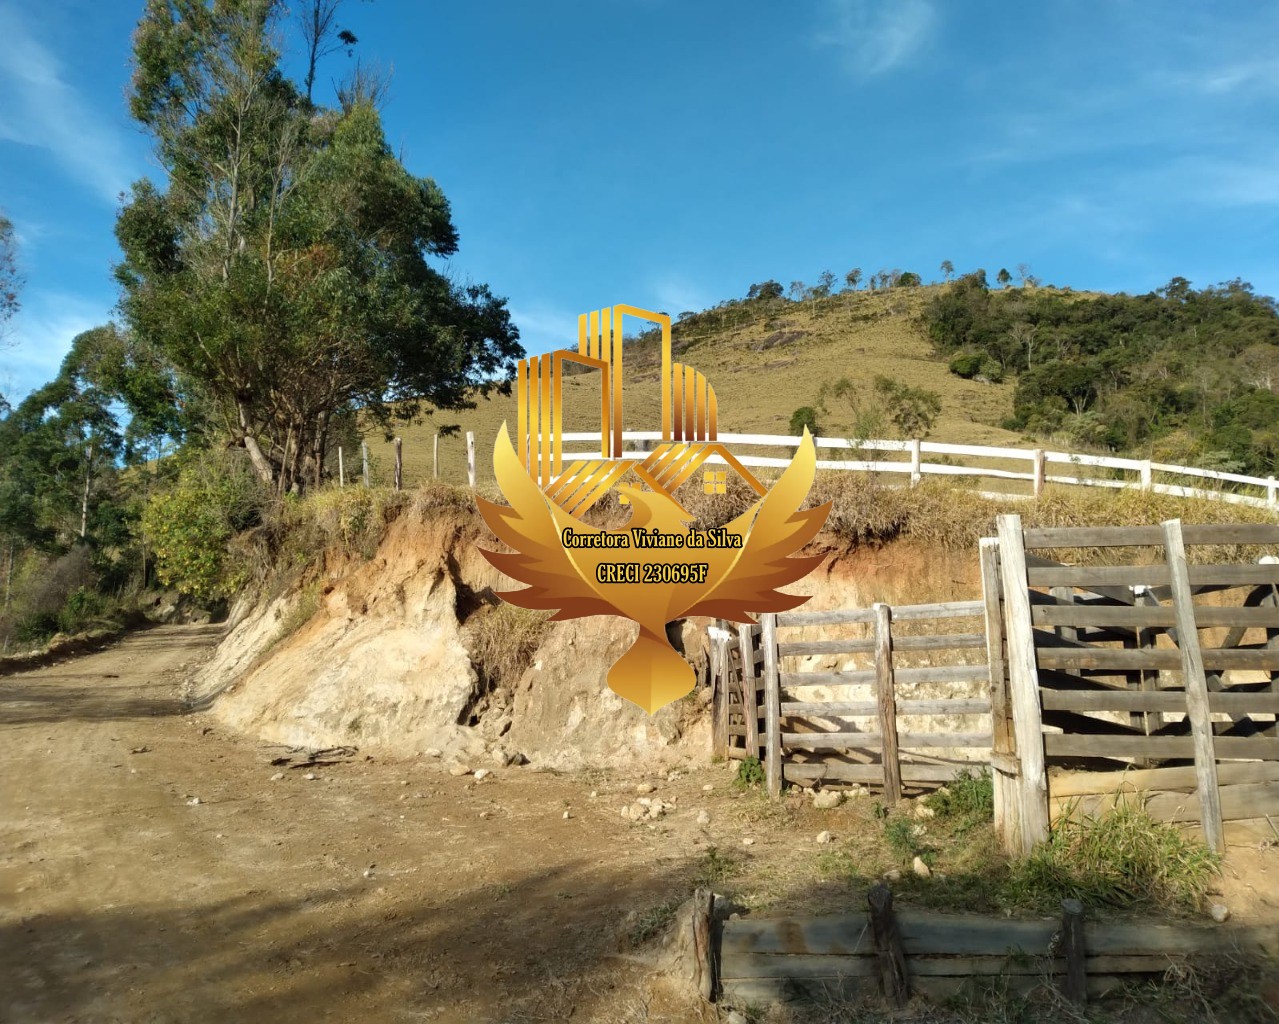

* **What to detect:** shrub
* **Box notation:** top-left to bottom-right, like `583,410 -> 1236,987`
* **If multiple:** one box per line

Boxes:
789,406 -> 821,436
466,603 -> 549,688
735,755 -> 765,789
141,449 -> 265,600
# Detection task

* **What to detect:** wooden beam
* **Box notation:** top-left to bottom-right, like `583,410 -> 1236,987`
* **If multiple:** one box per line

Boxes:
1022,523 -> 1279,549
998,514 -> 1051,854
1048,759 -> 1279,798
1044,734 -> 1279,759
1163,518 -> 1225,855
981,537 -> 1020,854
762,613 -> 782,798
738,622 -> 759,762
868,884 -> 909,1008
874,604 -> 902,805
1061,899 -> 1087,1005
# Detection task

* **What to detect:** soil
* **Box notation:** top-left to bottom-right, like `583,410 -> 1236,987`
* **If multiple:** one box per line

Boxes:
3,625 -> 1278,1024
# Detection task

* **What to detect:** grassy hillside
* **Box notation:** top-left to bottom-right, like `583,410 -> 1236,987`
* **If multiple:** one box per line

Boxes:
363,286 -> 1025,488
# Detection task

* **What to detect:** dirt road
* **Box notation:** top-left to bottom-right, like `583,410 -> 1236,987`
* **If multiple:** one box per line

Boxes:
0,625 -> 724,1024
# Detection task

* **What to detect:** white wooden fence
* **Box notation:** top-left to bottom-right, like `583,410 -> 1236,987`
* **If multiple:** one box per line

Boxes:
545,431 -> 1279,509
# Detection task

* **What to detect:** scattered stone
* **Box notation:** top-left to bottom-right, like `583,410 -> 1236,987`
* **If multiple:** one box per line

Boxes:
726,1012 -> 749,1024
914,804 -> 936,820
816,830 -> 833,845
624,802 -> 647,821
637,797 -> 652,808
270,772 -> 285,782
214,833 -> 224,839
492,747 -> 525,767
479,811 -> 490,820
129,746 -> 150,754
473,768 -> 492,781
1210,903 -> 1230,923
696,810 -> 711,826
186,797 -> 201,806
423,748 -> 442,758
304,772 -> 317,781
448,764 -> 471,777
400,780 -> 409,786
912,856 -> 931,879
667,771 -> 680,782
742,837 -> 756,847
812,790 -> 843,810
702,783 -> 714,792
636,782 -> 656,795
884,869 -> 902,882
563,810 -> 571,819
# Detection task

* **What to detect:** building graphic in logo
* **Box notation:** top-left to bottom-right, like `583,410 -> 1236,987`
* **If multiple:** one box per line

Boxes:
479,304 -> 830,714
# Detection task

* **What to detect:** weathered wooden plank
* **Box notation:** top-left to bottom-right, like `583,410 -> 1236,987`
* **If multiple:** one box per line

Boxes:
1034,604 -> 1279,628
1029,563 -> 1279,589
1022,523 -> 1279,549
887,600 -> 985,621
998,514 -> 1051,854
1048,759 -> 1279,797
1061,899 -> 1087,1005
892,633 -> 987,652
721,916 -> 874,956
1044,734 -> 1279,759
874,604 -> 902,805
779,639 -> 874,656
785,731 -> 993,749
711,625 -> 729,758
981,537 -> 1018,852
776,608 -> 875,626
894,665 -> 990,685
1163,519 -> 1224,854
1037,648 -> 1279,671
718,953 -> 876,981
739,622 -> 759,761
781,698 -> 992,717
782,761 -> 977,784
780,670 -> 875,686
762,613 -> 783,798
1040,689 -> 1279,714
868,884 -> 908,1006
1054,781 -> 1279,824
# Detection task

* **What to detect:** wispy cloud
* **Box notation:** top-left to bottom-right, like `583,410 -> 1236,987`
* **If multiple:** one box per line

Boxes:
0,3 -> 139,206
650,277 -> 714,317
508,303 -> 579,356
814,0 -> 935,76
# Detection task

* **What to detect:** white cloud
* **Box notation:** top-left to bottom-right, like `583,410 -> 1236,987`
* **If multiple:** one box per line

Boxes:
508,304 -> 579,356
650,277 -> 714,318
1,289 -> 112,401
814,0 -> 935,76
0,3 -> 139,206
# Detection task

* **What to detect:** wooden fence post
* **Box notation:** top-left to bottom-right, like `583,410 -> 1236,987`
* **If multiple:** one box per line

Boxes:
1061,898 -> 1087,1004
873,603 -> 902,805
709,623 -> 730,758
981,538 -> 1020,853
361,440 -> 370,487
338,446 -> 344,488
1161,518 -> 1224,854
761,613 -> 782,798
868,884 -> 909,1008
909,439 -> 921,486
1269,476 -> 1277,509
737,623 -> 759,763
466,431 -> 476,488
1140,459 -> 1153,491
433,432 -> 439,481
393,437 -> 403,491
1032,449 -> 1046,498
996,514 -> 1050,854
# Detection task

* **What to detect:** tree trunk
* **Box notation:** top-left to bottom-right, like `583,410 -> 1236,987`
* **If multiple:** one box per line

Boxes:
237,400 -> 276,485
80,440 -> 94,540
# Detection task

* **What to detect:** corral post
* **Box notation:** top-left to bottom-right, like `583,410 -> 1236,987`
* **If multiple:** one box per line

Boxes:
466,431 -> 476,488
980,538 -> 1020,853
867,884 -> 909,1008
996,514 -> 1050,854
1269,476 -> 1277,509
873,603 -> 902,805
737,623 -> 759,763
1061,898 -> 1087,1004
1161,519 -> 1224,854
361,441 -> 370,487
393,437 -> 403,491
433,433 -> 439,481
761,613 -> 783,798
1032,449 -> 1046,498
709,622 -> 730,758
691,887 -> 715,1002
338,446 -> 344,488
909,439 -> 921,486
1140,459 -> 1153,491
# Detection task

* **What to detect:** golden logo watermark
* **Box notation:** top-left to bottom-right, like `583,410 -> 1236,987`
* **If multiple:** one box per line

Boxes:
478,304 -> 830,714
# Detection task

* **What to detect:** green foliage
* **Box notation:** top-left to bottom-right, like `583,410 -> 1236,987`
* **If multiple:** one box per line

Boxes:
948,351 -> 1004,383
926,768 -> 994,822
735,755 -> 765,789
141,450 -> 265,599
896,271 -> 921,287
789,405 -> 822,436
924,275 -> 1279,473
692,846 -> 742,887
57,586 -> 109,634
873,375 -> 943,437
1008,800 -> 1220,912
883,816 -> 923,862
0,210 -> 19,329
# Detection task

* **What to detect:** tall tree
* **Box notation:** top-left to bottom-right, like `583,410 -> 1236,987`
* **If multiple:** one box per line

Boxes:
297,0 -> 361,103
940,259 -> 954,282
117,0 -> 521,493
0,211 -> 20,339
844,268 -> 862,291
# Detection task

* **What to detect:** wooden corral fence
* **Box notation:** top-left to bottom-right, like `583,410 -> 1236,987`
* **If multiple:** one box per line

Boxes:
707,516 -> 1279,857
709,601 -> 994,803
710,885 -> 1279,1008
990,515 -> 1279,855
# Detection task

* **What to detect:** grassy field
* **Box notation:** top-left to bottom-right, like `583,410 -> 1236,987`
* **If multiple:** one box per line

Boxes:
359,287 -> 1024,488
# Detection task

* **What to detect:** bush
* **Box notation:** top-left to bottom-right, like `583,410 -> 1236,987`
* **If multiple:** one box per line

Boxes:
949,351 -> 1004,383
735,755 -> 765,788
789,406 -> 821,436
141,450 -> 265,600
57,586 -> 108,634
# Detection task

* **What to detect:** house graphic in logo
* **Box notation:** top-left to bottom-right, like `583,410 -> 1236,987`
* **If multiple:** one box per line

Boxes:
514,304 -> 766,516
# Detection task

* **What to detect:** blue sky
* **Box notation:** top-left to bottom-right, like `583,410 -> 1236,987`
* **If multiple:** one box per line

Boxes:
1,0 -> 1277,403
